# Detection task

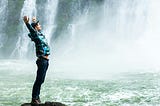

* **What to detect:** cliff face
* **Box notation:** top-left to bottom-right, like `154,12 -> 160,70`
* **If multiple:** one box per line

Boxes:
21,101 -> 66,106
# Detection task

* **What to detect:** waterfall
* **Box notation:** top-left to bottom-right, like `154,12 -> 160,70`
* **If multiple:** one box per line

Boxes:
1,0 -> 160,72
0,0 -> 8,49
53,0 -> 153,74
43,0 -> 59,45
11,0 -> 37,58
10,0 -> 59,59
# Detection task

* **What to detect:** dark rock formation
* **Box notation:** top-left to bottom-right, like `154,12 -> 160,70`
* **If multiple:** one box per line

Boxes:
21,101 -> 66,106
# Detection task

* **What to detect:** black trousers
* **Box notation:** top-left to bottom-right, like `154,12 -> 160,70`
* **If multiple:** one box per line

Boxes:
32,57 -> 49,99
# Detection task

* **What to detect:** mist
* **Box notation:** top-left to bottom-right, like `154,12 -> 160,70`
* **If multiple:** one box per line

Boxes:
52,0 -> 160,79
0,0 -> 160,79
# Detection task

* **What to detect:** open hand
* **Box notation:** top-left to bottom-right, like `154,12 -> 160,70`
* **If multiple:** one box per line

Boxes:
23,16 -> 29,23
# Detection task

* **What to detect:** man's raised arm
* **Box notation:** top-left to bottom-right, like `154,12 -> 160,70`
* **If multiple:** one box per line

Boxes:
23,16 -> 36,33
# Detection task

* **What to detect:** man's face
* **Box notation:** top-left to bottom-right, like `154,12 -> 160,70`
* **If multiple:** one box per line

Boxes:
35,23 -> 41,31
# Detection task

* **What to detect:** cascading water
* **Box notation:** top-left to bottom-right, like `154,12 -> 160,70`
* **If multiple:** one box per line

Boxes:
11,0 -> 37,58
0,0 -> 159,75
1,1 -> 160,106
42,0 -> 58,45
0,0 -> 8,52
53,0 -> 151,77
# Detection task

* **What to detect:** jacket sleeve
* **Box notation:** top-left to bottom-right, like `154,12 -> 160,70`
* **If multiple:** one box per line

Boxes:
25,23 -> 36,33
25,23 -> 38,40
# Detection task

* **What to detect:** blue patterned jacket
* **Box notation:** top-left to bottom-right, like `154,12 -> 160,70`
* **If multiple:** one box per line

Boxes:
25,23 -> 50,57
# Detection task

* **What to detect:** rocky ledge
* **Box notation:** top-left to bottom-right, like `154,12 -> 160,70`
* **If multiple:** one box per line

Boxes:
21,101 -> 66,106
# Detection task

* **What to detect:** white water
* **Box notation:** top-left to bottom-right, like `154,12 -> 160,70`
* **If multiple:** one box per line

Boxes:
0,0 -> 8,49
1,0 -> 160,79
52,0 -> 160,78
11,0 -> 37,58
1,1 -> 160,106
11,0 -> 59,58
43,0 -> 59,45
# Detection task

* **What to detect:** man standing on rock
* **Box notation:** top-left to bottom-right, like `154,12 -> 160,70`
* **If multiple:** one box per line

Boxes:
23,16 -> 50,104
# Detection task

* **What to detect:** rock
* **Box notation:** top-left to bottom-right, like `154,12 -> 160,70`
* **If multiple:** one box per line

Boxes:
21,101 -> 66,106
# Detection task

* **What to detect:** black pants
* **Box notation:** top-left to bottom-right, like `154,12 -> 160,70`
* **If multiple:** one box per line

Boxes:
32,57 -> 49,99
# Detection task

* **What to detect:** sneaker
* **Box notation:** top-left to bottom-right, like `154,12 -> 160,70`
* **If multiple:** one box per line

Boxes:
31,98 -> 41,104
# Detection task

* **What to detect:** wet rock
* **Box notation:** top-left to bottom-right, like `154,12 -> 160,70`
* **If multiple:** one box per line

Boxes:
21,101 -> 66,106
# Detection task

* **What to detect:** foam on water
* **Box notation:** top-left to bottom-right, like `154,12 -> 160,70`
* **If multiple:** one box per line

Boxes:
0,67 -> 159,106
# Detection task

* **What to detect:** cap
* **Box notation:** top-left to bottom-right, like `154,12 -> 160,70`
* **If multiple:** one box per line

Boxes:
31,20 -> 39,28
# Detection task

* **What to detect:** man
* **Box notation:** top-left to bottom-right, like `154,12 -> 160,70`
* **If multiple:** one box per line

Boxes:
23,16 -> 50,104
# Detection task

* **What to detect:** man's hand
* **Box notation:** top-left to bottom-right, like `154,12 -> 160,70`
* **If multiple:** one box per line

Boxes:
23,16 -> 29,23
32,16 -> 36,22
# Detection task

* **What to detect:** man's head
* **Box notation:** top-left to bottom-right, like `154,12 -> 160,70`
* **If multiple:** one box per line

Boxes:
31,20 -> 41,31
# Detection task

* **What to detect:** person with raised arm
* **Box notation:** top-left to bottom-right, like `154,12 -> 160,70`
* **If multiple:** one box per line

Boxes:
23,16 -> 50,104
